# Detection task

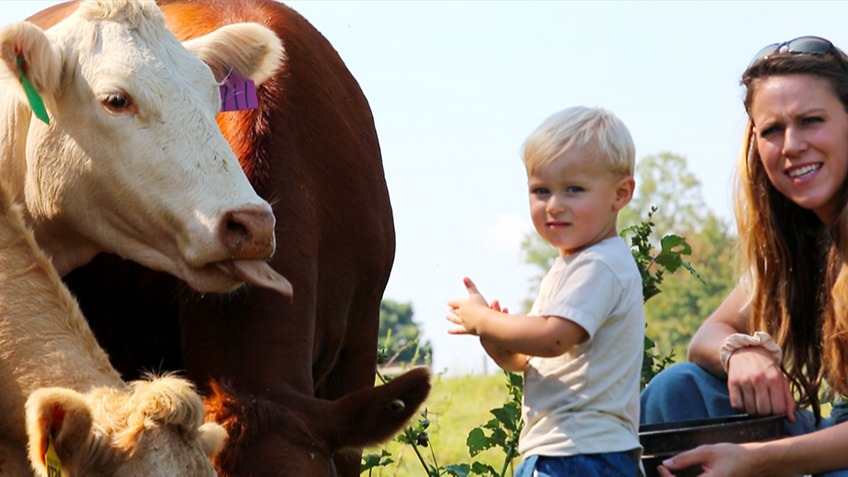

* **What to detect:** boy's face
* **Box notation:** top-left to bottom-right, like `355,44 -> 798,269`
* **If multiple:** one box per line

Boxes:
527,147 -> 632,256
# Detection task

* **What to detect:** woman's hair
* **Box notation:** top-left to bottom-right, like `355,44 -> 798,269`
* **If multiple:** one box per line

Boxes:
522,106 -> 635,177
737,48 -> 848,418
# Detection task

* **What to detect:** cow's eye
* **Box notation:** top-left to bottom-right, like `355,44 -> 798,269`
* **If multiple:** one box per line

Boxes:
101,93 -> 136,114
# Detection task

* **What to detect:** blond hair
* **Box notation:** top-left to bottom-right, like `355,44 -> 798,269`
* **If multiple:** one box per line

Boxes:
736,50 -> 848,419
522,106 -> 635,177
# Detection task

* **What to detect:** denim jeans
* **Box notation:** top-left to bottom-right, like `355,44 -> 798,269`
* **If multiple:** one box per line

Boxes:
640,362 -> 848,476
515,452 -> 639,477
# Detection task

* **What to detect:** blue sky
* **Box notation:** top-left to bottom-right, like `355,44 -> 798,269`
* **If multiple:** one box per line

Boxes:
9,1 -> 848,374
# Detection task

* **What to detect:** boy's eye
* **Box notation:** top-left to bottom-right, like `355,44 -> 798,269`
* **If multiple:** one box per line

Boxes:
531,187 -> 550,196
566,186 -> 584,193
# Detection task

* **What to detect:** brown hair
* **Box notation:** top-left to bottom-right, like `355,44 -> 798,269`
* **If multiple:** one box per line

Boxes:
737,50 -> 848,419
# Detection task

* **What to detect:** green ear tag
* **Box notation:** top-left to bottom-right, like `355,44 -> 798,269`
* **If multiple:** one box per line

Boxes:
16,57 -> 49,125
45,432 -> 62,477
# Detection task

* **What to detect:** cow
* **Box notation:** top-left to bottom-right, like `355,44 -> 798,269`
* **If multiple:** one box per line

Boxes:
28,1 -> 431,476
1,0 -> 291,296
0,180 -> 226,477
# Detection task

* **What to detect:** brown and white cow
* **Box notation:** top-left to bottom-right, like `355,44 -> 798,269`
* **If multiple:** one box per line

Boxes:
1,0 -> 291,295
0,181 -> 226,476
30,1 -> 432,475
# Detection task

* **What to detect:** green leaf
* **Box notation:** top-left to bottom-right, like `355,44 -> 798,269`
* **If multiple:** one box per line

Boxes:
360,450 -> 394,472
490,406 -> 520,432
470,461 -> 498,475
466,427 -> 493,456
443,463 -> 472,477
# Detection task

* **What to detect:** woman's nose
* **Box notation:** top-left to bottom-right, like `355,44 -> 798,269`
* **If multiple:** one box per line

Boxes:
782,126 -> 808,157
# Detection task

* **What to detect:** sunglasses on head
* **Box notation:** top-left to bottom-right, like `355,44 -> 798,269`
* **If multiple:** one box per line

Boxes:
748,36 -> 841,68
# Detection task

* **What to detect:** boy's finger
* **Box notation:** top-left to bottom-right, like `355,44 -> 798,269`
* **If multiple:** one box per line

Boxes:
463,277 -> 483,298
447,326 -> 470,335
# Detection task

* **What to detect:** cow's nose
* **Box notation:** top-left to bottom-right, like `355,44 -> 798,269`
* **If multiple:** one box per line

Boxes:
220,206 -> 276,259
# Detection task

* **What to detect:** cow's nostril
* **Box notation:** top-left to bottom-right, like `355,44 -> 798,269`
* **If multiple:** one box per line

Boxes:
227,217 -> 250,241
220,207 -> 276,259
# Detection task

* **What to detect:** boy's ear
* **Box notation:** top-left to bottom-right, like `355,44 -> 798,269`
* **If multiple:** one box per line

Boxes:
612,176 -> 635,211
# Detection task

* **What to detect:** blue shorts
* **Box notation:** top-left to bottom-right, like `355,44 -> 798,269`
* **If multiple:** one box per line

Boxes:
516,452 -> 639,477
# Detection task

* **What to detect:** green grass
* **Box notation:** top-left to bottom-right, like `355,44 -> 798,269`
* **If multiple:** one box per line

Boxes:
363,372 -> 521,476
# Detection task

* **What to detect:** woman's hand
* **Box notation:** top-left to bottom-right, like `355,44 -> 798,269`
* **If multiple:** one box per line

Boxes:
658,442 -> 769,477
726,347 -> 796,422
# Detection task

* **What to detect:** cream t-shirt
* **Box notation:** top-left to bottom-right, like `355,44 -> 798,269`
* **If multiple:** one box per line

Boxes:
518,236 -> 644,457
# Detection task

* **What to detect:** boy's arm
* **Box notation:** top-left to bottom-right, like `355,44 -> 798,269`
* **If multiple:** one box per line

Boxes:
469,308 -> 586,357
447,277 -> 587,358
480,337 -> 527,372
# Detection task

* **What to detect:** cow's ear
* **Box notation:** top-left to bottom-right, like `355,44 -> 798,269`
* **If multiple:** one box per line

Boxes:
198,422 -> 228,458
183,22 -> 284,86
25,388 -> 95,477
0,21 -> 60,120
328,367 -> 431,449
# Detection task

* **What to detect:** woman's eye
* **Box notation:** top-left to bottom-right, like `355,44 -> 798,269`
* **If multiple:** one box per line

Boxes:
802,116 -> 823,126
759,125 -> 781,138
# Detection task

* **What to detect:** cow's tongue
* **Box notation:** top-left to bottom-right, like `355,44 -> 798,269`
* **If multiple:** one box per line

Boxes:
217,260 -> 293,297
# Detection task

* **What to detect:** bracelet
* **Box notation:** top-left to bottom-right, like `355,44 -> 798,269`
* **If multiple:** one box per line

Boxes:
719,331 -> 783,373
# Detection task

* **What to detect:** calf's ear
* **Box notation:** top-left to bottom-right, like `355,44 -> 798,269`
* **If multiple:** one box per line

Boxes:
25,388 -> 95,477
0,21 -> 60,121
198,422 -> 228,458
183,22 -> 284,86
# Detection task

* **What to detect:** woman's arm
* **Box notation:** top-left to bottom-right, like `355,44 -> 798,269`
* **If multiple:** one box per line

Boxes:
659,421 -> 848,476
688,282 -> 795,420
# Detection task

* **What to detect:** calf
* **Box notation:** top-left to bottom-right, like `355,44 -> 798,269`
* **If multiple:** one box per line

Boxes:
0,183 -> 226,476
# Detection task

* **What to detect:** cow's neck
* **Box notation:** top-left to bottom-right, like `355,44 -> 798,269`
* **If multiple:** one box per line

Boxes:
0,90 -> 100,277
31,218 -> 100,277
0,187 -> 123,442
0,90 -> 30,205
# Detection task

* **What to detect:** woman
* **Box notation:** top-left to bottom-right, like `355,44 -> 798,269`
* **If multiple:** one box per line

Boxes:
641,36 -> 848,476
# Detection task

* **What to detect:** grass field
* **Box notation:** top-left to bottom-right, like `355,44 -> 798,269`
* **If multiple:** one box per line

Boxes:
363,371 -> 521,476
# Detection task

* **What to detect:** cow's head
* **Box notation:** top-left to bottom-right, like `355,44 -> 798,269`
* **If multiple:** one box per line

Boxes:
25,375 -> 226,477
205,367 -> 432,476
0,0 -> 291,295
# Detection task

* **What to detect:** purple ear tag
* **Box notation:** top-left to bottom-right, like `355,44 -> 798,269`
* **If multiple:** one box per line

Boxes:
220,70 -> 258,111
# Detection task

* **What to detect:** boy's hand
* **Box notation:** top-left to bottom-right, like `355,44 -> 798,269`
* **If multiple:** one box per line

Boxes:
446,277 -> 490,335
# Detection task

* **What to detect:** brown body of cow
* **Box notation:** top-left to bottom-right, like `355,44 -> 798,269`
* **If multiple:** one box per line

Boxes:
29,1 -> 430,475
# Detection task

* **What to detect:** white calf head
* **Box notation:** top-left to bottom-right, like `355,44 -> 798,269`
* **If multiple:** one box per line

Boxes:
26,375 -> 226,477
0,0 -> 291,295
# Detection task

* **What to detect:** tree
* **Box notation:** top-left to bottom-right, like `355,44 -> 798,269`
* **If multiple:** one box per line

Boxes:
619,152 -> 708,235
379,300 -> 432,365
642,214 -> 737,359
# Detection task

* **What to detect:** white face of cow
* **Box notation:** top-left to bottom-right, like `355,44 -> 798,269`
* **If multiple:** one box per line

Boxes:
0,0 -> 291,295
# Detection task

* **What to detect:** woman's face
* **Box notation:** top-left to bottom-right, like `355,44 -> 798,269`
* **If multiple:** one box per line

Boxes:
750,74 -> 848,225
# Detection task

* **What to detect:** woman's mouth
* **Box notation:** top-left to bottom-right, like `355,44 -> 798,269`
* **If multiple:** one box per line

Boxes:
787,163 -> 822,179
